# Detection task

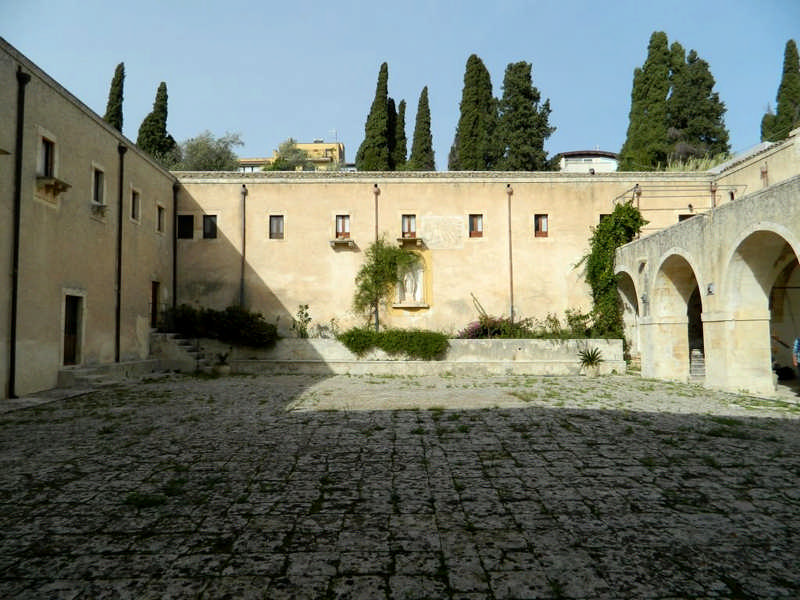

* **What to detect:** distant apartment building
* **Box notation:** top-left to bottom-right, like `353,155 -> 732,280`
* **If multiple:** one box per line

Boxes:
239,140 -> 346,172
559,150 -> 618,173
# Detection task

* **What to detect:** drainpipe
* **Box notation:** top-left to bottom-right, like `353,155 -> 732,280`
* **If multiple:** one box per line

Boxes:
9,67 -> 31,399
172,181 -> 179,310
114,144 -> 127,362
239,184 -> 247,307
372,183 -> 381,331
506,184 -> 515,323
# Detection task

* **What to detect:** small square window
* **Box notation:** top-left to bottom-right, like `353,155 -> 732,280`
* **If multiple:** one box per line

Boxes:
41,138 -> 55,177
534,214 -> 548,237
93,168 -> 105,205
203,215 -> 218,239
336,214 -> 350,238
131,190 -> 141,221
157,205 -> 165,233
269,215 -> 284,239
469,214 -> 483,238
678,214 -> 695,222
402,214 -> 416,238
177,215 -> 194,239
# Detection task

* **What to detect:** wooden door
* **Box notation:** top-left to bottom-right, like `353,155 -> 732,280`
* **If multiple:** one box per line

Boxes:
63,295 -> 81,365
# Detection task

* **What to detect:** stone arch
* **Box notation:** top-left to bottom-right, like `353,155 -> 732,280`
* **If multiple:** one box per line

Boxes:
644,251 -> 704,382
615,267 -> 640,359
719,224 -> 800,394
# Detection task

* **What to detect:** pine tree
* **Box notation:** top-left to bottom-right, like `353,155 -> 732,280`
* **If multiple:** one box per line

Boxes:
137,82 -> 177,162
496,62 -> 554,171
667,46 -> 729,159
449,54 -> 498,170
355,63 -> 391,171
408,87 -> 435,171
392,99 -> 408,170
761,39 -> 800,142
619,31 -> 672,170
103,62 -> 124,132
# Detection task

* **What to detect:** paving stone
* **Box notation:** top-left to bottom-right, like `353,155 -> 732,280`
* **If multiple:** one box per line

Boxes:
1,372 -> 799,598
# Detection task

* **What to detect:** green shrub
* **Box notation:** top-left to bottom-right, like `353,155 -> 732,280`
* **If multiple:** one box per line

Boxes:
160,304 -> 278,348
339,327 -> 449,360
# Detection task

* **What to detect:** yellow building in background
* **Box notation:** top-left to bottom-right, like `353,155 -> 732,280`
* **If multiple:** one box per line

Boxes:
239,140 -> 346,172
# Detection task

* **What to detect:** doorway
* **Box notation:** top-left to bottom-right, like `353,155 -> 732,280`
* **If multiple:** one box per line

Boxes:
63,295 -> 82,365
150,281 -> 160,328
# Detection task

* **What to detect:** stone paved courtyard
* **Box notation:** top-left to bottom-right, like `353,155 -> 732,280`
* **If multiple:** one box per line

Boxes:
1,373 -> 799,599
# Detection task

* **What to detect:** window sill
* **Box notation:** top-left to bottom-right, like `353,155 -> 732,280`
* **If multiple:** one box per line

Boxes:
330,238 -> 356,249
392,302 -> 429,309
36,175 -> 71,196
90,202 -> 108,218
397,236 -> 424,247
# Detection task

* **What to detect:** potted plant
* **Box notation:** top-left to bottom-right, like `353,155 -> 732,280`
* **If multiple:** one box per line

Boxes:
213,351 -> 231,376
578,346 -> 603,377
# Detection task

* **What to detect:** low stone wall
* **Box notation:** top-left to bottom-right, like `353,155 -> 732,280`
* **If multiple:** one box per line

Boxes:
228,338 -> 625,377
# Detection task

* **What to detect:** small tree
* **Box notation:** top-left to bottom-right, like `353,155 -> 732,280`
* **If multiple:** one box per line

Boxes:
173,131 -> 243,171
266,138 -> 312,171
103,62 -> 124,132
580,202 -> 647,337
353,238 -> 420,331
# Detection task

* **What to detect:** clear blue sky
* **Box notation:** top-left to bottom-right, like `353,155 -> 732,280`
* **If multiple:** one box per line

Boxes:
3,0 -> 798,169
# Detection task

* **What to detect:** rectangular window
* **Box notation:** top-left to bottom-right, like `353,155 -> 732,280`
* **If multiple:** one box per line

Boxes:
269,215 -> 284,239
534,214 -> 548,237
335,214 -> 350,238
203,215 -> 218,239
402,214 -> 416,238
177,214 -> 194,239
157,205 -> 165,233
41,138 -> 55,177
92,168 -> 105,205
131,189 -> 141,221
469,214 -> 483,238
678,214 -> 695,222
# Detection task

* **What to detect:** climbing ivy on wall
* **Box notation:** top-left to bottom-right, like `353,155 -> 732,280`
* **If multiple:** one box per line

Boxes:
353,238 -> 420,331
581,201 -> 647,338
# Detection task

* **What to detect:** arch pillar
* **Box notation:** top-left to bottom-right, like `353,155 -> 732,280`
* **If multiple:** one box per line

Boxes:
639,315 -> 690,381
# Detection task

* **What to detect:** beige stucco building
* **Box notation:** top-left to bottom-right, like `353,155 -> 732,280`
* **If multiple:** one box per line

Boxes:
3,36 -> 799,400
1,39 -> 176,398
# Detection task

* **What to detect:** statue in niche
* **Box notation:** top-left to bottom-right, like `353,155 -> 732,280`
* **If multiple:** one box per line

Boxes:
397,262 -> 424,304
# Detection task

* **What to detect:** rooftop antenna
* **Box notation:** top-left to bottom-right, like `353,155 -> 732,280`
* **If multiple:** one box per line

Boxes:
329,129 -> 338,142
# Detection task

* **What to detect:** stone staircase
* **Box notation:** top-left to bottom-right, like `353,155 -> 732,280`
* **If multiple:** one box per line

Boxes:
690,348 -> 706,380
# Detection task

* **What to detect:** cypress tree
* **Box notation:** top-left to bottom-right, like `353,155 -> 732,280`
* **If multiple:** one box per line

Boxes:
103,62 -> 124,132
449,54 -> 499,170
496,62 -> 554,171
619,31 -> 671,170
408,87 -> 435,171
387,97 -> 397,169
355,63 -> 391,171
761,39 -> 800,142
667,47 -> 729,160
137,82 -> 177,161
393,99 -> 408,170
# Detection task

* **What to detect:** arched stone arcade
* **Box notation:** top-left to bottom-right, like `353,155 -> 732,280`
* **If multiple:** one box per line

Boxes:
616,175 -> 800,397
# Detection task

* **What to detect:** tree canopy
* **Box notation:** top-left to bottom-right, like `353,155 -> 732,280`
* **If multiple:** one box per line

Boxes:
103,62 -> 124,132
449,54 -> 499,170
496,61 -> 554,171
355,63 -> 392,171
137,82 -> 178,163
619,32 -> 730,170
265,138 -> 312,171
392,99 -> 408,169
407,87 -> 435,171
761,39 -> 800,142
171,131 -> 243,171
